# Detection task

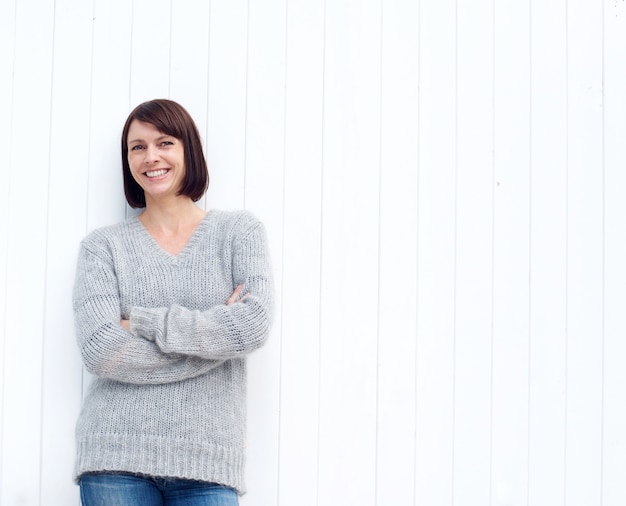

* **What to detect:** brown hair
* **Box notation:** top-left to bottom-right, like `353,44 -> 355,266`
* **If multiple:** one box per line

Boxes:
121,99 -> 208,208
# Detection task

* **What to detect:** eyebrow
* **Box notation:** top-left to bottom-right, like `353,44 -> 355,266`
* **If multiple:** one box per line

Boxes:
128,134 -> 175,145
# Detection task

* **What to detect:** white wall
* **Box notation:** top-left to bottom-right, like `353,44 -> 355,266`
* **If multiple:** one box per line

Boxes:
1,0 -> 625,505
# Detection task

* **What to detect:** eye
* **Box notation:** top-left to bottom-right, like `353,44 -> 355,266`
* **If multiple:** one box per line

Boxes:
160,140 -> 174,147
130,144 -> 145,151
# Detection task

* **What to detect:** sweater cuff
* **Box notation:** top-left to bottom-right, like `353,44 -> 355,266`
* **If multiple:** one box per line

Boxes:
129,307 -> 161,342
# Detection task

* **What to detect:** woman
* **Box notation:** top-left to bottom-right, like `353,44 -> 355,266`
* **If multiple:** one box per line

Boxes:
73,99 -> 273,505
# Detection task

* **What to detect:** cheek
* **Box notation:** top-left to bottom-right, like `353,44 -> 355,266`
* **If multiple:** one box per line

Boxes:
128,155 -> 142,173
128,158 -> 144,183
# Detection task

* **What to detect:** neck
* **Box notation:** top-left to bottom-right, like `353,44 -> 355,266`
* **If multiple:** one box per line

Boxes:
139,196 -> 207,233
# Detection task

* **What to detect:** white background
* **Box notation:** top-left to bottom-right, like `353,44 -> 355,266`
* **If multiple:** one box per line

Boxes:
1,0 -> 625,505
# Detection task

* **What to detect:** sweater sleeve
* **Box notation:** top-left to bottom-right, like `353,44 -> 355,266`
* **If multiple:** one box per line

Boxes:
73,241 -> 225,385
128,220 -> 273,360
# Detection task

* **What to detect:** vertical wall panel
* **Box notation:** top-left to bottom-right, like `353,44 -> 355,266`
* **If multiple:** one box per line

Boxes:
566,1 -> 604,505
88,0 -> 133,231
0,0 -> 54,503
528,0 -> 568,504
415,1 -> 456,504
602,0 -> 626,503
0,0 -> 16,492
205,0 -> 248,211
277,0 -> 324,504
169,0 -> 210,129
129,0 -> 172,103
453,1 -> 493,504
39,1 -> 93,503
376,0 -> 419,503
492,1 -> 531,504
317,1 -> 380,504
169,0 -> 210,211
242,0 -> 286,502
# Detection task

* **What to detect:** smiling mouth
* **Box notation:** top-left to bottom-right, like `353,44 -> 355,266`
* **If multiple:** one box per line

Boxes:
145,169 -> 169,178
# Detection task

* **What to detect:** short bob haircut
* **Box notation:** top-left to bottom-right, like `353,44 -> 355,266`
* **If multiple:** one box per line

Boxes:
121,99 -> 209,208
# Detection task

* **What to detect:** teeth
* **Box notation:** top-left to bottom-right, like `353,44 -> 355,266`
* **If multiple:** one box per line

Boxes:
146,169 -> 168,178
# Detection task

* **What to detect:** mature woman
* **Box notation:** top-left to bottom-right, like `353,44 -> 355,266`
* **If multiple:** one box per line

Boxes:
73,99 -> 273,505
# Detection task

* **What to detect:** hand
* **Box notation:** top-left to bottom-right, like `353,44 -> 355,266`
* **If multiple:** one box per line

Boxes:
120,319 -> 130,330
227,284 -> 247,305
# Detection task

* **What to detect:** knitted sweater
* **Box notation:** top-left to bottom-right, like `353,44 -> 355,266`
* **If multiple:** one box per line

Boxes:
72,209 -> 272,494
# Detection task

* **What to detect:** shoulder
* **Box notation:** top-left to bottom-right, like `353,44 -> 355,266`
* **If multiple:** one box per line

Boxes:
208,209 -> 265,240
79,218 -> 139,256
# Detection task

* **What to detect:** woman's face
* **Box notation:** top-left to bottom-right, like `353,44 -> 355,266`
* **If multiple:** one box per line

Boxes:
126,120 -> 186,204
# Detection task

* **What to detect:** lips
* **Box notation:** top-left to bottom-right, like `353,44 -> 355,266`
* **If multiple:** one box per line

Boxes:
145,169 -> 169,178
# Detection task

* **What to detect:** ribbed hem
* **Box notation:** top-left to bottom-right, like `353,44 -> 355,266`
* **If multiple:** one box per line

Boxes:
74,434 -> 246,495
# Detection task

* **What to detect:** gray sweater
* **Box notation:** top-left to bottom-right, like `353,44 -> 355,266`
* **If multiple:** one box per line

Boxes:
72,209 -> 272,494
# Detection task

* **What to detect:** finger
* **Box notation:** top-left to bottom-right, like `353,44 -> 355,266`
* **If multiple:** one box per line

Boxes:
226,285 -> 243,305
227,284 -> 245,305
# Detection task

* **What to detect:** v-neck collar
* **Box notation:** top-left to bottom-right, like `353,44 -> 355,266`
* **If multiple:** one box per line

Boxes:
130,210 -> 214,262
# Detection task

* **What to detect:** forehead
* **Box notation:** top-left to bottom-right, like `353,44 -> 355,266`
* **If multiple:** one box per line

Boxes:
127,120 -> 170,142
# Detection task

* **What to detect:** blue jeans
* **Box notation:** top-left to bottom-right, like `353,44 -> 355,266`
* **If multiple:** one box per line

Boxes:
79,473 -> 239,506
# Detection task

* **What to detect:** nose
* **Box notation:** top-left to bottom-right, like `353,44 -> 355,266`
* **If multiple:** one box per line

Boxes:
144,144 -> 160,164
